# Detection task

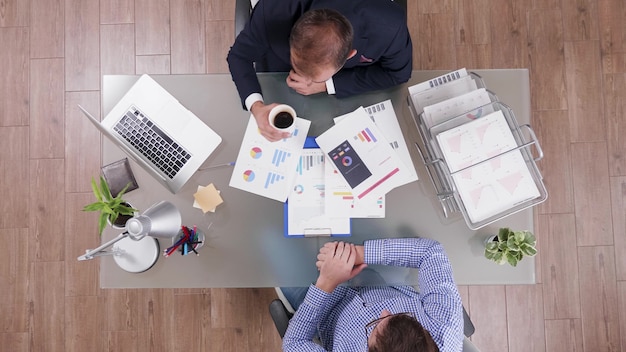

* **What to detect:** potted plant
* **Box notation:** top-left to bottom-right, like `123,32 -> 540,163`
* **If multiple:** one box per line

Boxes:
83,176 -> 137,235
484,227 -> 537,267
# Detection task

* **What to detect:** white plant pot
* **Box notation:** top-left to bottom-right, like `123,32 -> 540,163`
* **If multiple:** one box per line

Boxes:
107,202 -> 137,229
485,235 -> 497,245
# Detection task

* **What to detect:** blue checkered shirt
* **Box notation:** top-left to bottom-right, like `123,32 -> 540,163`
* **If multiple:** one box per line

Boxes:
283,238 -> 464,352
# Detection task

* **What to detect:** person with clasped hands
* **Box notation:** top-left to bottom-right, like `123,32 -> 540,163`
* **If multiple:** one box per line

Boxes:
227,0 -> 412,142
281,239 -> 464,351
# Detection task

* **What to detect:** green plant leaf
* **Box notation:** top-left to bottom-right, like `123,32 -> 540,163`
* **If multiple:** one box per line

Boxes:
498,227 -> 511,242
100,176 -> 113,202
90,177 -> 103,202
485,242 -> 499,252
507,253 -> 518,267
114,204 -> 136,216
507,237 -> 520,251
493,251 -> 504,264
109,198 -> 123,208
109,212 -> 119,224
100,205 -> 114,215
83,202 -> 106,212
97,212 -> 108,235
520,244 -> 537,257
524,232 -> 536,246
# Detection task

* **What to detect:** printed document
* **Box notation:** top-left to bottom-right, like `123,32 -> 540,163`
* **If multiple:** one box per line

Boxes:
316,107 -> 408,201
286,148 -> 350,236
229,115 -> 310,202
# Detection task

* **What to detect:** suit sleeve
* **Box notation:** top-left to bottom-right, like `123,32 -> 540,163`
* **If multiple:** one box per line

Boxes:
332,24 -> 413,98
226,4 -> 270,108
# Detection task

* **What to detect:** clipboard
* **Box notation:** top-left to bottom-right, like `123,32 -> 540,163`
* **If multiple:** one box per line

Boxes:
284,137 -> 351,237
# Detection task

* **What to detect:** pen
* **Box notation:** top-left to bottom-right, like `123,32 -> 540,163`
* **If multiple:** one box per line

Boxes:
165,238 -> 183,256
188,226 -> 200,256
188,243 -> 199,256
198,161 -> 235,171
164,227 -> 190,257
165,238 -> 184,257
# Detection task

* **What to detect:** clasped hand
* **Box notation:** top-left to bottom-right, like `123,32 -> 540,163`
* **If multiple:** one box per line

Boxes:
315,242 -> 367,293
286,70 -> 326,96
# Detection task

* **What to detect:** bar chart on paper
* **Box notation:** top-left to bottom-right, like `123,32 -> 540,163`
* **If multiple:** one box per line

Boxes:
264,171 -> 286,189
296,153 -> 325,175
271,149 -> 291,167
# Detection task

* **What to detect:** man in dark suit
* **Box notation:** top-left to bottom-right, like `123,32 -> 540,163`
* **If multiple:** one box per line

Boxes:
227,0 -> 412,141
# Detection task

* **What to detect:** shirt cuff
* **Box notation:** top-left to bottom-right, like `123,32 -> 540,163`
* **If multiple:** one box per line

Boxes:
304,284 -> 333,307
244,93 -> 264,111
364,239 -> 385,265
325,77 -> 336,95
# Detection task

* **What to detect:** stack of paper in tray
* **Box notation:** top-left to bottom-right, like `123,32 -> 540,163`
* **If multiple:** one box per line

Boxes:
408,69 -> 540,224
285,100 -> 418,237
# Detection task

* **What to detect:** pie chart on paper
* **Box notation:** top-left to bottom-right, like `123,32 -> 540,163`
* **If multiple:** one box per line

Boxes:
250,147 -> 263,159
243,170 -> 255,182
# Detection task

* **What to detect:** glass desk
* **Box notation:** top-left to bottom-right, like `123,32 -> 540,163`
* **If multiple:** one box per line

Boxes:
99,70 -> 535,288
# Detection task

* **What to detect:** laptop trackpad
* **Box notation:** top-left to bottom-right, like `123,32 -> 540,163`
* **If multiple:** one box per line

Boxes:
158,101 -> 192,132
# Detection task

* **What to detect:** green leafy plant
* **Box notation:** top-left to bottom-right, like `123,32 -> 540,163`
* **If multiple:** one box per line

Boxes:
83,176 -> 137,235
484,227 -> 537,267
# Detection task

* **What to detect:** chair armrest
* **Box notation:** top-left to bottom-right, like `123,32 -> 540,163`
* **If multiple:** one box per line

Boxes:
269,299 -> 293,338
463,337 -> 481,352
234,0 -> 251,38
463,306 -> 475,337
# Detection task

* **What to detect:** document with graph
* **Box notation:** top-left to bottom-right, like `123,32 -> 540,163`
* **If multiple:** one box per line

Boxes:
435,110 -> 540,222
324,163 -> 385,218
423,88 -> 494,134
316,107 -> 408,201
229,115 -> 310,202
410,71 -> 478,119
362,100 -> 418,184
285,147 -> 350,236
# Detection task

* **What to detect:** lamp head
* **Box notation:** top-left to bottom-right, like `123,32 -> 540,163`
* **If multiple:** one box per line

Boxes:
125,201 -> 181,240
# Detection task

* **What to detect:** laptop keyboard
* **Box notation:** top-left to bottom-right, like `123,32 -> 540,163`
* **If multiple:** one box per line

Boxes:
113,107 -> 191,179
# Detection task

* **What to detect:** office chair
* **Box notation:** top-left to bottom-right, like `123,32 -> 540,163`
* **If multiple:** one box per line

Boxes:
234,0 -> 251,38
269,295 -> 481,352
234,0 -> 273,71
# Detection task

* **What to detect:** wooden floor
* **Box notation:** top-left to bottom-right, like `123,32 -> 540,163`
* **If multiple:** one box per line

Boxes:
0,0 -> 624,351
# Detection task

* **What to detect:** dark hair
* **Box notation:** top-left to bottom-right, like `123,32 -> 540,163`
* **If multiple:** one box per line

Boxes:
368,314 -> 440,352
289,8 -> 353,78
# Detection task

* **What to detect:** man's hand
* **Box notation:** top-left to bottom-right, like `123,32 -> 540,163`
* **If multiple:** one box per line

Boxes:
315,242 -> 367,293
250,101 -> 292,142
317,241 -> 365,270
286,70 -> 327,96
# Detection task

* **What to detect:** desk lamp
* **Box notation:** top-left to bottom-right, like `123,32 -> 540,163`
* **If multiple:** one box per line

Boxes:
77,201 -> 182,273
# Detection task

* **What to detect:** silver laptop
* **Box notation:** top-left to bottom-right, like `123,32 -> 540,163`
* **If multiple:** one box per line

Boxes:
79,74 -> 222,194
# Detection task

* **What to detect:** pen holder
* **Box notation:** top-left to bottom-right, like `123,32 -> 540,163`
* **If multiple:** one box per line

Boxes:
164,226 -> 205,257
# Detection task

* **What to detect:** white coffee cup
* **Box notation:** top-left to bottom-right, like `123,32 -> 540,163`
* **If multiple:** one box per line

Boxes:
268,104 -> 296,133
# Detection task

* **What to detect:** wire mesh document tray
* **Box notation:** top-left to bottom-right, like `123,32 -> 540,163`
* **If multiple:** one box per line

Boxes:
408,73 -> 547,230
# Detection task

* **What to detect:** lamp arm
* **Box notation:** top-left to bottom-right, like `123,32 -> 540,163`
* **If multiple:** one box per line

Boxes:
77,232 -> 129,261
